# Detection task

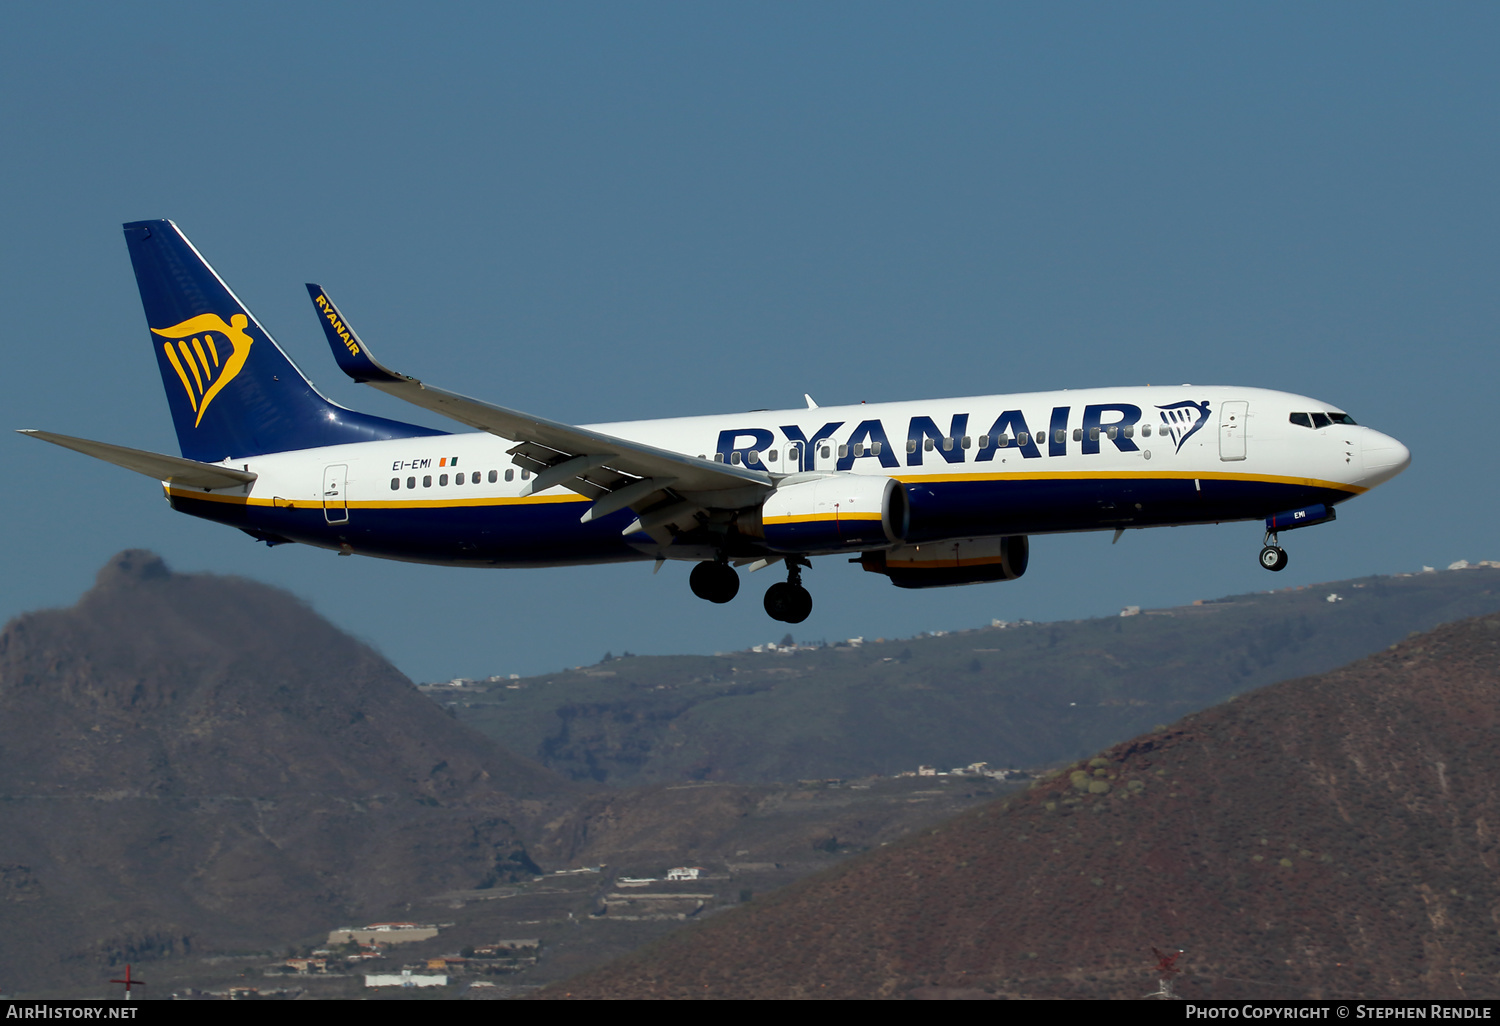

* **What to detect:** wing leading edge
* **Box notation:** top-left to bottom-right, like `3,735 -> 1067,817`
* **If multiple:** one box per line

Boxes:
304,285 -> 772,535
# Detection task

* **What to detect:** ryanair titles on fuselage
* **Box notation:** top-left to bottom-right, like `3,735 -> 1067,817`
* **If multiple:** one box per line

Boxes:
709,399 -> 1209,474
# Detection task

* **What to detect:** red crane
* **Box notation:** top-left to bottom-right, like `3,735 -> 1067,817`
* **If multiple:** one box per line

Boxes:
1152,947 -> 1183,976
1147,948 -> 1184,1000
108,964 -> 146,1000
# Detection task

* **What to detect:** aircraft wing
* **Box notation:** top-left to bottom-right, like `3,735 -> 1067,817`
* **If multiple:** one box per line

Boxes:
18,430 -> 257,489
306,285 -> 771,530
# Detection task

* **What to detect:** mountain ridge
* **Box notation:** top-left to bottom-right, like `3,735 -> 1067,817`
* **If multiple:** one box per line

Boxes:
540,609 -> 1500,999
446,566 -> 1500,784
0,551 -> 579,994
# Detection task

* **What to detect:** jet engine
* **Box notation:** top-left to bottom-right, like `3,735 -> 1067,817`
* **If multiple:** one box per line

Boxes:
757,475 -> 909,553
859,535 -> 1029,589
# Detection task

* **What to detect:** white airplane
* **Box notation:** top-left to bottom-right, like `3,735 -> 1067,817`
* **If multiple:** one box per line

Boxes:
22,220 -> 1410,623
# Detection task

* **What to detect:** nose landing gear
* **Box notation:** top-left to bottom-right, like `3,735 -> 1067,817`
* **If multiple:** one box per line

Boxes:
764,557 -> 813,623
1259,531 -> 1289,572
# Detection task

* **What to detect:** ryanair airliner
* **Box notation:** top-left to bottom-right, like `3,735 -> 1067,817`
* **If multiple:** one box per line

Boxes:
22,221 -> 1411,623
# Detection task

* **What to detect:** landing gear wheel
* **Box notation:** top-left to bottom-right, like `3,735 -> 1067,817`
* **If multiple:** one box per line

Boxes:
690,561 -> 740,603
1259,546 -> 1289,572
764,582 -> 813,623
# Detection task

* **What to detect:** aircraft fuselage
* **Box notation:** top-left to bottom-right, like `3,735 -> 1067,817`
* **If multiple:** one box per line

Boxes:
166,384 -> 1407,568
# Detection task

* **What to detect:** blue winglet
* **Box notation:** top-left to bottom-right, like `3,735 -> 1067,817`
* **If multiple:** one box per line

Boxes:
305,283 -> 407,385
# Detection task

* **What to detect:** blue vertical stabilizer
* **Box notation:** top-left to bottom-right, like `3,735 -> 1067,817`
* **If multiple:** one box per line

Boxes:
123,219 -> 444,462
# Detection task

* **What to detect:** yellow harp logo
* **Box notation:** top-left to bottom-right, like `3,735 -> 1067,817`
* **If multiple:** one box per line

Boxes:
152,313 -> 254,428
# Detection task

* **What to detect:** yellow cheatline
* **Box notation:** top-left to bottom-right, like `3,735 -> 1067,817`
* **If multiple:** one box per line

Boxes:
167,488 -> 591,510
162,344 -> 198,413
348,494 -> 592,510
764,511 -> 883,525
887,554 -> 1007,568
178,341 -> 204,394
899,469 -> 1365,494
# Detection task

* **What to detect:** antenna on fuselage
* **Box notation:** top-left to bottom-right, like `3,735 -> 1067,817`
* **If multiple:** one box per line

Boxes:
803,394 -> 819,409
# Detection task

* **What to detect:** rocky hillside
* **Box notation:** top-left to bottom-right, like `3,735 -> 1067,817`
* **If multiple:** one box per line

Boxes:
0,551 -> 577,995
541,612 -> 1500,999
451,567 -> 1500,785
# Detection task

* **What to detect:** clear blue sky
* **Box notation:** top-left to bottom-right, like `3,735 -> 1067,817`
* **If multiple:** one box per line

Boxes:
2,4 -> 1495,682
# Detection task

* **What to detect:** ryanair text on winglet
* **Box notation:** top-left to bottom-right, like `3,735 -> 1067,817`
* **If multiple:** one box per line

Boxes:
312,292 -> 361,357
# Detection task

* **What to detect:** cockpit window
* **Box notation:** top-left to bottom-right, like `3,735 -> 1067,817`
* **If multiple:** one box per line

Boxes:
1310,412 -> 1332,429
1327,412 -> 1357,425
1289,413 -> 1312,428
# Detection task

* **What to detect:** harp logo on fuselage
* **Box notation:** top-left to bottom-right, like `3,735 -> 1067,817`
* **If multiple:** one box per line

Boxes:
151,313 -> 255,428
1155,400 -> 1212,453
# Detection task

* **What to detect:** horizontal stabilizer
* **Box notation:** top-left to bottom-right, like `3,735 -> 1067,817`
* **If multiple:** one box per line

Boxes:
18,430 -> 257,489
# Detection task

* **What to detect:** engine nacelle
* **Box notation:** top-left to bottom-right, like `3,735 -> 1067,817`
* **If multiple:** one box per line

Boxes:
859,535 -> 1029,589
759,475 -> 908,553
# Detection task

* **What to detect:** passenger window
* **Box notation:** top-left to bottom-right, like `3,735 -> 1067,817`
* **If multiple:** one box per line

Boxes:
714,453 -> 724,462
997,434 -> 1010,448
455,473 -> 464,485
1053,429 -> 1064,445
1016,432 -> 1029,446
1089,427 -> 1100,441
731,451 -> 742,465
407,476 -> 416,489
390,478 -> 399,491
439,474 -> 449,486
852,443 -> 864,457
769,450 -> 778,462
872,442 -> 882,456
1072,428 -> 1082,442
521,469 -> 530,480
978,435 -> 989,448
1123,425 -> 1134,438
423,475 -> 432,488
838,444 -> 848,458
1289,413 -> 1312,428
962,436 -> 972,449
504,469 -> 514,481
820,445 -> 831,459
488,470 -> 498,483
942,437 -> 953,451
1106,426 -> 1117,440
1142,424 -> 1152,437
924,438 -> 934,452
1311,412 -> 1332,429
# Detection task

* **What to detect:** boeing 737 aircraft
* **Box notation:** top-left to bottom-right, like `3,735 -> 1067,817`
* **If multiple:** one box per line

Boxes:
22,220 -> 1411,623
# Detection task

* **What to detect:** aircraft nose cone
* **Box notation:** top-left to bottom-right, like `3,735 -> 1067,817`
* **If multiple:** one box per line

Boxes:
1361,429 -> 1411,481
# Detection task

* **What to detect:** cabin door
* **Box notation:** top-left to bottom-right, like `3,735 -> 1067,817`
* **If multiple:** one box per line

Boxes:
322,464 -> 349,524
1219,401 -> 1248,461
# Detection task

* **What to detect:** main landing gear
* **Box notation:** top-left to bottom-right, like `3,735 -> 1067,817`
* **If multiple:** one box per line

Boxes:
687,556 -> 814,622
689,559 -> 741,603
1259,531 -> 1289,572
763,557 -> 813,624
